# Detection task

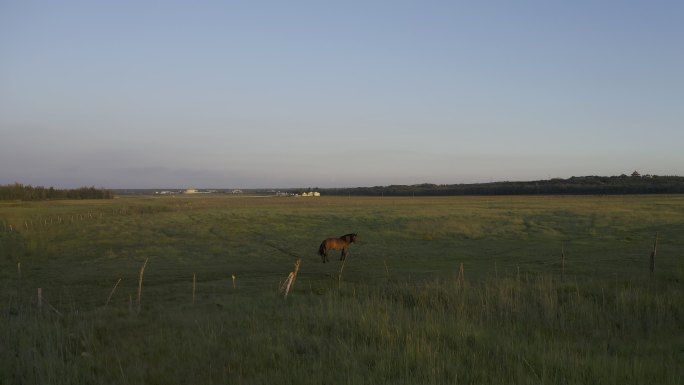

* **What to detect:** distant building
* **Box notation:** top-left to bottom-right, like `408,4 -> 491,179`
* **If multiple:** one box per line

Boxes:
184,189 -> 216,194
631,170 -> 641,177
232,189 -> 243,194
300,191 -> 321,197
276,191 -> 297,197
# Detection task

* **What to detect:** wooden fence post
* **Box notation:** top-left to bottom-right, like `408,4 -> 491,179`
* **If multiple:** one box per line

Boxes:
561,242 -> 566,282
650,232 -> 658,274
338,258 -> 347,286
137,258 -> 148,313
192,273 -> 196,305
105,278 -> 122,307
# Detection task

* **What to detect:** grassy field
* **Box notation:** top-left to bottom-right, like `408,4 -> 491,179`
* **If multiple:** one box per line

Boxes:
1,195 -> 683,384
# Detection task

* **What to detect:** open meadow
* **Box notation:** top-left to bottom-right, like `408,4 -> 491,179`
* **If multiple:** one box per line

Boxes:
1,195 -> 683,384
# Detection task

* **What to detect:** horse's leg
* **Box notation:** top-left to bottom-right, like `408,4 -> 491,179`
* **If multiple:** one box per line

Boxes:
341,247 -> 347,261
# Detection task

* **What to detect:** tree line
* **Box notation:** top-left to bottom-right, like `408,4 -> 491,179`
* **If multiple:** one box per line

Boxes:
315,175 -> 684,196
0,183 -> 114,201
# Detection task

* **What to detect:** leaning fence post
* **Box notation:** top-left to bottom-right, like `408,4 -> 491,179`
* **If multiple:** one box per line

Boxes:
280,259 -> 302,298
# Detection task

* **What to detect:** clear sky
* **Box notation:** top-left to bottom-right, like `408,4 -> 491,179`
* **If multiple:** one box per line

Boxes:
1,1 -> 682,188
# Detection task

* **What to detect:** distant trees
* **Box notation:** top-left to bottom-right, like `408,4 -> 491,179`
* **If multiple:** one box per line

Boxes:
0,183 -> 114,201
316,175 -> 684,196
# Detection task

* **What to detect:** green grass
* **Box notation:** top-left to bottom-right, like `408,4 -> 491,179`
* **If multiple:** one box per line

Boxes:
1,195 -> 683,384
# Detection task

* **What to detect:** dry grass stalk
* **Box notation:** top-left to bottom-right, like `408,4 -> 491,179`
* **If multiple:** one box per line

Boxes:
47,302 -> 63,317
192,273 -> 196,305
137,258 -> 148,313
458,262 -> 465,283
232,274 -> 236,290
105,278 -> 122,307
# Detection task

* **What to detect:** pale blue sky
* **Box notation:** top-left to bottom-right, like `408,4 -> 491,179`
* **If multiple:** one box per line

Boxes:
1,1 -> 682,188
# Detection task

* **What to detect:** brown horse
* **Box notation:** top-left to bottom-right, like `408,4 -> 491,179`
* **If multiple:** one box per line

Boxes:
318,233 -> 357,263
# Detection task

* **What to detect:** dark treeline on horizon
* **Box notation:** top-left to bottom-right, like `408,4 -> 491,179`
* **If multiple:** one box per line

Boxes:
38,174 -> 684,197
315,175 -> 684,196
0,183 -> 114,201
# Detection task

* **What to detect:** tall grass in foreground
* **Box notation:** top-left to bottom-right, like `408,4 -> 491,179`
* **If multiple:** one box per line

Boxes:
3,274 -> 682,385
2,195 -> 683,383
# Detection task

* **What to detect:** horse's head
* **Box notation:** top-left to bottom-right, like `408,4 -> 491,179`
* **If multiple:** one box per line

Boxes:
345,233 -> 358,243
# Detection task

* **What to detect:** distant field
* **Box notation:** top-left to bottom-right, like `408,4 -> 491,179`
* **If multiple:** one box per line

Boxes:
2,195 -> 683,384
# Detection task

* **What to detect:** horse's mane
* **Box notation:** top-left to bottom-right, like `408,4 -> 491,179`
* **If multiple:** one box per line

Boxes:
340,233 -> 357,241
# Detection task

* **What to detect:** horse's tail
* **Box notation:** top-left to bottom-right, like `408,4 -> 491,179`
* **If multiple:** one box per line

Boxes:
318,241 -> 326,257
